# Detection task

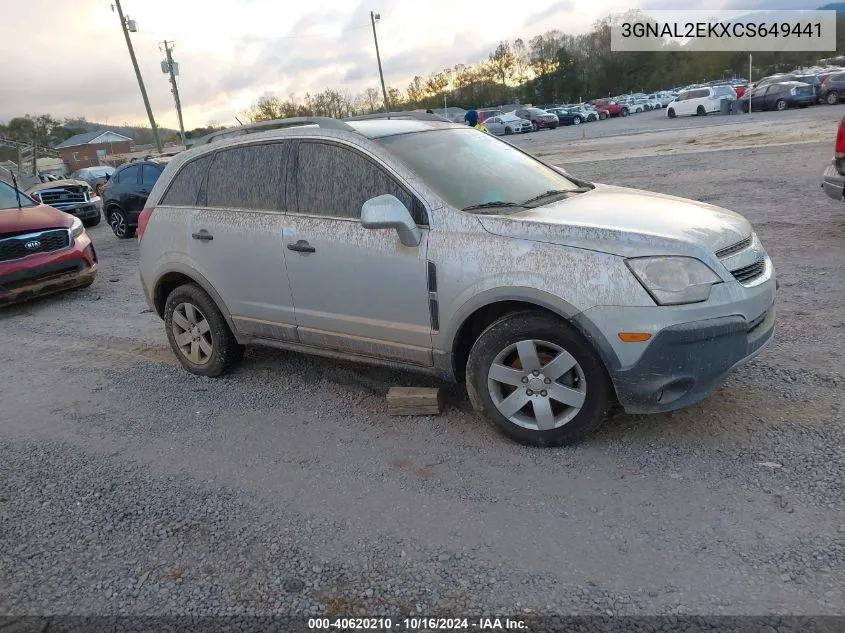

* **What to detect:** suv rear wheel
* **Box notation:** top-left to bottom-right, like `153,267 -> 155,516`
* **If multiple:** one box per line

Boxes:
827,91 -> 839,105
466,311 -> 612,447
164,283 -> 244,377
697,105 -> 707,116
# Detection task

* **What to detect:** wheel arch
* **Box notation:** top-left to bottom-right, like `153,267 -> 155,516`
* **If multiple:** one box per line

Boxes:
151,264 -> 241,340
443,289 -> 620,382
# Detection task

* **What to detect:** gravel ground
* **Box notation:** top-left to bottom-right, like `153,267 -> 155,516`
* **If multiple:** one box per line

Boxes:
0,131 -> 843,623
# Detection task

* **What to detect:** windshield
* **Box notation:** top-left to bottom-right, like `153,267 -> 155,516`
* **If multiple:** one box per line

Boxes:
527,108 -> 547,115
377,128 -> 584,213
0,180 -> 36,209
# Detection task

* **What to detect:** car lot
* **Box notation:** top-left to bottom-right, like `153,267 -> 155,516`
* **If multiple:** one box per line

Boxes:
1,111 -> 844,618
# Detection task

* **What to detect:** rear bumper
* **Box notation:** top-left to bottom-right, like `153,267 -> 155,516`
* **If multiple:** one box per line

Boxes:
821,159 -> 845,202
0,234 -> 98,307
611,307 -> 775,414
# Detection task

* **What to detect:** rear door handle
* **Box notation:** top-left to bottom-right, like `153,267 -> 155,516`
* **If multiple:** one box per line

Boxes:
192,230 -> 213,241
287,240 -> 315,254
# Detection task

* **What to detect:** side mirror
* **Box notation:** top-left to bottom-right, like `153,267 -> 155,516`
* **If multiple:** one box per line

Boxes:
360,194 -> 422,248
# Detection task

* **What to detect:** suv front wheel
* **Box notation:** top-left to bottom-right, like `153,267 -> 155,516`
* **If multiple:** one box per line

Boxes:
466,311 -> 612,447
164,283 -> 244,377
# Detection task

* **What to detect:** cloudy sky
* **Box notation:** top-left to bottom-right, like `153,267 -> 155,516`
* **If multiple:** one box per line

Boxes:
1,0 -> 821,129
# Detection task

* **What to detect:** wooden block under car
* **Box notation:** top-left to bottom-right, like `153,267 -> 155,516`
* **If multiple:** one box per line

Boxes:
387,387 -> 443,416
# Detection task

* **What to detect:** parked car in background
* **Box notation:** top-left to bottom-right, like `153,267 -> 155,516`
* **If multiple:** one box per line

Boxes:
793,75 -> 823,103
138,113 -> 776,447
514,108 -> 559,131
594,99 -> 629,117
666,85 -> 736,118
645,95 -> 662,109
25,178 -> 102,228
628,99 -> 649,114
478,109 -> 504,124
740,82 -> 815,112
546,108 -> 584,126
568,105 -> 598,122
821,111 -> 845,202
70,166 -> 115,196
0,179 -> 98,307
484,112 -> 532,135
820,72 -> 845,104
102,158 -> 170,238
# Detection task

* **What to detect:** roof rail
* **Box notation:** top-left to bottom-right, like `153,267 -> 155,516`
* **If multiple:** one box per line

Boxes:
344,111 -> 453,123
189,117 -> 355,147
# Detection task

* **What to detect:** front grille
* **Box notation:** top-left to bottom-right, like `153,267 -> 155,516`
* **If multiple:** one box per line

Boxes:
38,189 -> 87,209
715,236 -> 752,258
0,229 -> 71,262
731,257 -> 766,283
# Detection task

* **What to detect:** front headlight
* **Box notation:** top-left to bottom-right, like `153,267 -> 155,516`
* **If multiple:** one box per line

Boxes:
626,256 -> 722,305
69,216 -> 84,239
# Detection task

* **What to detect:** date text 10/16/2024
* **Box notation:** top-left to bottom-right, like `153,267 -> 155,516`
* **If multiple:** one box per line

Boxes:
308,617 -> 528,630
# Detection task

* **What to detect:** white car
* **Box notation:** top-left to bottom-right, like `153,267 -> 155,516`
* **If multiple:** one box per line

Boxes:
484,113 -> 532,135
666,85 -> 737,118
646,95 -> 662,109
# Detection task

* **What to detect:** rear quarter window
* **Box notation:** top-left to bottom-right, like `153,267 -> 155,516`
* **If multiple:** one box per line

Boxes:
160,155 -> 212,206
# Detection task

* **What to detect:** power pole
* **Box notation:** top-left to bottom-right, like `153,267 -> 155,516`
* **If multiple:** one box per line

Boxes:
161,40 -> 186,146
370,11 -> 390,114
113,0 -> 163,153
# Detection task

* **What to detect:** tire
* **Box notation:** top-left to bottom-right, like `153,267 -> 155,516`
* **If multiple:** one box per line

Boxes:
532,121 -> 539,132
164,283 -> 245,377
667,108 -> 676,118
573,117 -> 581,125
108,207 -> 135,239
827,91 -> 839,105
776,99 -> 787,111
82,213 -> 101,228
696,105 -> 707,116
620,108 -> 629,117
465,311 -> 613,447
599,112 -> 607,120
504,127 -> 513,135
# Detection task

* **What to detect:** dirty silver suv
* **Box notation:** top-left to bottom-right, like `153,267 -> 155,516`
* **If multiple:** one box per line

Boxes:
138,114 -> 776,446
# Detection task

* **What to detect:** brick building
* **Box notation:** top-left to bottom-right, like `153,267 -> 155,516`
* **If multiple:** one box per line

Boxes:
56,130 -> 133,171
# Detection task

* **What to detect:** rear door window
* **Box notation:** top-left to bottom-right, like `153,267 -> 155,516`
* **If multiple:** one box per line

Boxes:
295,141 -> 425,224
160,155 -> 212,206
142,164 -> 161,186
205,142 -> 292,210
118,165 -> 140,185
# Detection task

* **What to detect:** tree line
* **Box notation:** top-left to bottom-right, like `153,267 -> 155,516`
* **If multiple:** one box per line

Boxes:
246,10 -> 845,122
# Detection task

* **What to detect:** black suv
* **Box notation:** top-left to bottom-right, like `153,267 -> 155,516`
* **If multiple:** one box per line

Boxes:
102,158 -> 169,238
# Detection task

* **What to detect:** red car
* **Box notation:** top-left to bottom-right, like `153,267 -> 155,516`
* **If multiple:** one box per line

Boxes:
594,99 -> 629,118
1,178 -> 98,307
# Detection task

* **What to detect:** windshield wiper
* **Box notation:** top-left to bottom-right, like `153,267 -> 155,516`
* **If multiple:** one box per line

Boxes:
522,187 -> 592,207
461,201 -> 526,212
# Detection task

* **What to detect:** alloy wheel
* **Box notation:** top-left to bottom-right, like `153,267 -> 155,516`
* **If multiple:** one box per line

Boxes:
171,302 -> 213,365
487,339 -> 586,431
109,211 -> 127,237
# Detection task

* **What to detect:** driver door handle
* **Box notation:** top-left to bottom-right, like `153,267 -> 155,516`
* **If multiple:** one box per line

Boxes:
191,230 -> 213,241
287,240 -> 316,254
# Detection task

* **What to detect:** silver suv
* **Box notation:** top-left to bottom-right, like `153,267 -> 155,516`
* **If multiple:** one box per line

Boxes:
138,114 -> 776,447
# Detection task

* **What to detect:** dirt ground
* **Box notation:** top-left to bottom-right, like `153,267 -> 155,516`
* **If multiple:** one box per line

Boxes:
1,107 -> 844,620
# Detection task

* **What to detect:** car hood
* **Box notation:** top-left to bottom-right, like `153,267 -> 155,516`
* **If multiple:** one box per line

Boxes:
0,204 -> 74,233
475,184 -> 752,258
26,179 -> 89,193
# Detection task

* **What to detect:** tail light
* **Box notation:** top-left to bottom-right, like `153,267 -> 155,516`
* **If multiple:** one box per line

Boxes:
137,207 -> 154,241
30,192 -> 41,203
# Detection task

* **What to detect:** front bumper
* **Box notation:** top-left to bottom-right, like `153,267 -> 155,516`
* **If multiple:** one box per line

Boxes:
821,159 -> 845,202
0,233 -> 98,307
57,201 -> 101,221
576,264 -> 777,414
611,306 -> 775,414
